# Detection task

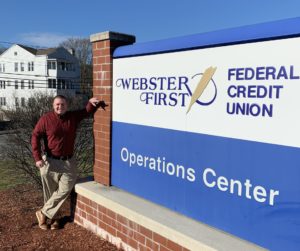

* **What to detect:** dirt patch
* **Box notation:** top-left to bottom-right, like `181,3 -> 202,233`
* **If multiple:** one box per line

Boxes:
0,184 -> 119,251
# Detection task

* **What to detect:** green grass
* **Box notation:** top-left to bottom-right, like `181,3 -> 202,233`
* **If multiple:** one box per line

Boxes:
0,160 -> 28,191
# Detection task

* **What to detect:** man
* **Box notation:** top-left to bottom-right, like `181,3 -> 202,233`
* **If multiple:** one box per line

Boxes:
31,95 -> 105,230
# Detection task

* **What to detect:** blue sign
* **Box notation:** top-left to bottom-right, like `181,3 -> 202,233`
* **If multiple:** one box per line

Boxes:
112,18 -> 300,251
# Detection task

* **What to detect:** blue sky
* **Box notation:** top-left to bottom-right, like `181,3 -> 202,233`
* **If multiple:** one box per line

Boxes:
1,0 -> 300,48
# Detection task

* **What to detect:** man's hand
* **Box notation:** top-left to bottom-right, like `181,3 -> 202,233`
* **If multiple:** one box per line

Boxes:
89,97 -> 100,107
89,97 -> 108,110
36,160 -> 45,168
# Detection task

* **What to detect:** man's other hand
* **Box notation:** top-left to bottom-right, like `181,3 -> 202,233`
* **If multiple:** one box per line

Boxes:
89,97 -> 100,107
89,97 -> 108,110
36,160 -> 45,168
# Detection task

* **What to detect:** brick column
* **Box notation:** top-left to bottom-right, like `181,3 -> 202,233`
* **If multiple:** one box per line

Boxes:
90,31 -> 135,185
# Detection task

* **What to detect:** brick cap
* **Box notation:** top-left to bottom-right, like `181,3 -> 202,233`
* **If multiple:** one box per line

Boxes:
90,31 -> 136,43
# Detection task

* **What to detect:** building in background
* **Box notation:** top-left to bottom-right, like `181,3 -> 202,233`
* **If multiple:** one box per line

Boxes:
0,44 -> 80,110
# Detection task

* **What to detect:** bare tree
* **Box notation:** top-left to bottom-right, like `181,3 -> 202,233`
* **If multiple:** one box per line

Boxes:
59,38 -> 92,96
0,92 -> 94,189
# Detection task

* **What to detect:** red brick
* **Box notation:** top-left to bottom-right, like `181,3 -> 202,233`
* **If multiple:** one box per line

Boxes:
85,205 -> 93,215
105,56 -> 112,63
116,214 -> 128,226
153,232 -> 167,246
120,225 -> 134,238
98,219 -> 107,230
146,238 -> 159,251
75,215 -> 83,225
97,211 -> 104,221
106,224 -> 117,236
133,232 -> 146,244
138,225 -> 153,239
96,56 -> 106,65
92,49 -> 101,57
80,196 -> 90,206
74,214 -> 80,222
81,211 -> 86,219
102,214 -> 113,225
97,204 -> 107,214
110,218 -> 121,231
101,64 -> 112,71
106,209 -> 116,219
128,238 -> 138,249
87,214 -> 97,225
138,244 -> 151,251
128,221 -> 138,231
90,201 -> 98,209
160,245 -> 172,251
166,239 -> 183,251
116,230 -> 128,242
77,201 -> 85,210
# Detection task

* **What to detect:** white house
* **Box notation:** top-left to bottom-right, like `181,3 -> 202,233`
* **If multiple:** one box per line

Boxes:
0,44 -> 80,110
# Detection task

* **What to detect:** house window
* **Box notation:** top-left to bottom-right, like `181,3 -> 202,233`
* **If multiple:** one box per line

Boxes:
20,62 -> 24,71
15,98 -> 19,107
57,79 -> 61,89
21,97 -> 25,107
28,62 -> 34,71
28,97 -> 34,105
47,61 -> 56,70
15,62 -> 18,72
58,62 -> 67,71
0,64 -> 2,72
28,80 -> 34,89
0,97 -> 6,106
0,81 -> 6,89
61,79 -> 66,89
14,52 -> 17,56
15,80 -> 18,89
48,79 -> 56,89
21,80 -> 24,89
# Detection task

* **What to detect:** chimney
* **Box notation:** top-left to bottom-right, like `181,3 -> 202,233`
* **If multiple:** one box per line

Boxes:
67,48 -> 75,56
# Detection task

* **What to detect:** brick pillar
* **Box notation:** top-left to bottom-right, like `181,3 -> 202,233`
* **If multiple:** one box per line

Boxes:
90,31 -> 135,185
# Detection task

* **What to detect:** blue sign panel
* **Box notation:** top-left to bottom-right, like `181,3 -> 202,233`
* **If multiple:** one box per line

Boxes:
112,122 -> 300,250
112,19 -> 300,250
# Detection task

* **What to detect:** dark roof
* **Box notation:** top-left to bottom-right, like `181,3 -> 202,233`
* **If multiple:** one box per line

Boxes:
17,44 -> 37,54
17,44 -> 58,55
36,48 -> 57,55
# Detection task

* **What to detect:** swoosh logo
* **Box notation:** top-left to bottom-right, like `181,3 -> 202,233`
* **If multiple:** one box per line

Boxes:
186,66 -> 217,114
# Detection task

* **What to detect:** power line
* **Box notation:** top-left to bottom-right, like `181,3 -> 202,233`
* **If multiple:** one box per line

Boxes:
0,71 -> 87,81
0,76 -> 91,85
0,40 -> 47,49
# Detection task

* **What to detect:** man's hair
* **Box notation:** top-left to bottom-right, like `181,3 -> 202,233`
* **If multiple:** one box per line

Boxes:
53,95 -> 68,103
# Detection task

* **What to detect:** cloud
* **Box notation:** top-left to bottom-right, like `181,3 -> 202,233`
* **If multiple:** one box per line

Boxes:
18,32 -> 71,47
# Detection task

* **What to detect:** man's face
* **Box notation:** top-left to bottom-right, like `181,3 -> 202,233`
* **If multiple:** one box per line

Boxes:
53,98 -> 68,115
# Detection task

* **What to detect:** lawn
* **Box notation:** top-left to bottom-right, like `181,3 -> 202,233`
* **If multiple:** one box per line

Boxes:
0,160 -> 27,191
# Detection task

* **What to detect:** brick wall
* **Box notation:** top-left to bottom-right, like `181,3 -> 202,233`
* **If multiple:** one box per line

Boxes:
79,32 -> 190,251
91,32 -> 135,185
74,194 -> 190,251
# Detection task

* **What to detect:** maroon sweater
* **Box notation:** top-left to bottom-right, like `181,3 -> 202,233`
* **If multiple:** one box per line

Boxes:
32,102 -> 96,162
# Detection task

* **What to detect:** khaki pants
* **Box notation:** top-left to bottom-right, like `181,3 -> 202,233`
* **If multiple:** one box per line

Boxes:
40,155 -> 77,219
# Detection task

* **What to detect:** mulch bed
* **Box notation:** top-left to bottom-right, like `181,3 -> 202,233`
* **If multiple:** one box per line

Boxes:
0,184 -> 119,251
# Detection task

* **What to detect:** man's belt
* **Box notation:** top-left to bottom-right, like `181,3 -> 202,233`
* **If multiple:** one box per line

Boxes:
47,153 -> 73,161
